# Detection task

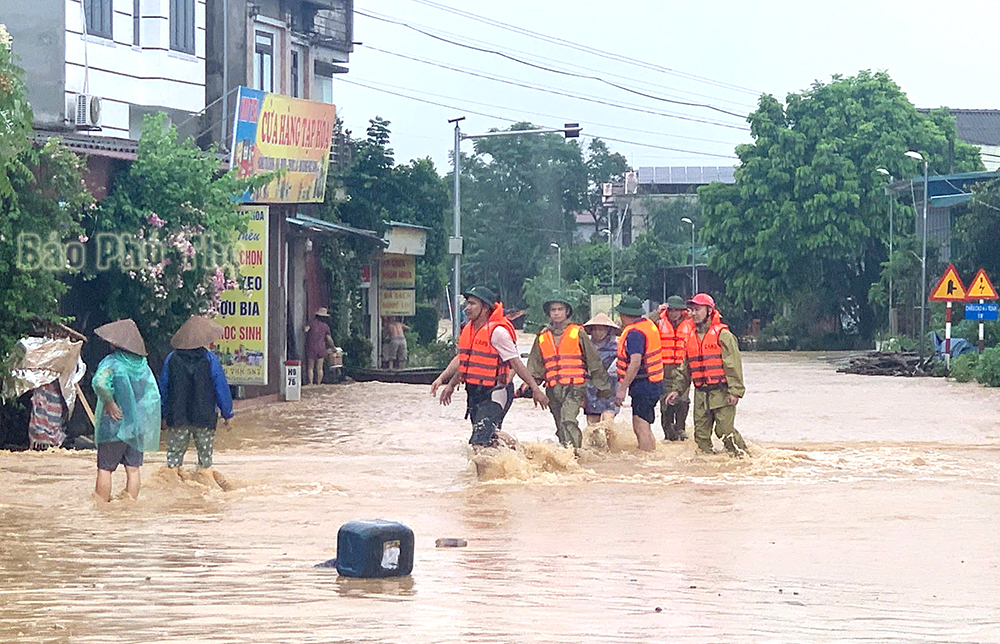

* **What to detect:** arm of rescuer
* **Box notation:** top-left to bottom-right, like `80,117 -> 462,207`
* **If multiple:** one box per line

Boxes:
491,325 -> 547,409
719,328 -> 745,405
614,330 -> 644,407
526,334 -> 546,385
578,331 -> 611,397
430,354 -> 461,404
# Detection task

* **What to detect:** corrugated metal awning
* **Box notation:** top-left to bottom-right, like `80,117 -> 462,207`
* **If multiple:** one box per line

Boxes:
287,214 -> 387,245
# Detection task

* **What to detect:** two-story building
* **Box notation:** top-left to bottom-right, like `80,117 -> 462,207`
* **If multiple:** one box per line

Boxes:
7,0 -> 207,195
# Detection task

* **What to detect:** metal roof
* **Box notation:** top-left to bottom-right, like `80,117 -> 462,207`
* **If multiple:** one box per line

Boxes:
385,220 -> 431,231
637,166 -> 735,185
886,170 -> 1000,207
287,214 -> 387,245
918,109 -> 1000,146
33,130 -> 139,160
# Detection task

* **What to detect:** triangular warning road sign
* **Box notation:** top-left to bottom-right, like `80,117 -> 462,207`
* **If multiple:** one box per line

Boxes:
929,264 -> 966,301
966,268 -> 999,300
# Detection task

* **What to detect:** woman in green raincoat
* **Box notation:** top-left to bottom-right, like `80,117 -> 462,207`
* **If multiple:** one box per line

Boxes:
91,320 -> 161,502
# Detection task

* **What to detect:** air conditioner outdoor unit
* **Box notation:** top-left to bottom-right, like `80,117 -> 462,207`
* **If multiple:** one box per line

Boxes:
75,94 -> 101,129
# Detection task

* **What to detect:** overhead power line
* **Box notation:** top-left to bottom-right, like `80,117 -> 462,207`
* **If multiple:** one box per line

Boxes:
356,9 -> 749,119
409,0 -> 763,96
360,45 -> 750,132
360,7 -> 755,111
337,77 -> 740,160
347,75 -> 740,147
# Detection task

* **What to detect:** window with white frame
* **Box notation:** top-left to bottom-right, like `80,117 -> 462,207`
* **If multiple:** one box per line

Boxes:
254,31 -> 274,93
83,0 -> 112,39
170,0 -> 196,54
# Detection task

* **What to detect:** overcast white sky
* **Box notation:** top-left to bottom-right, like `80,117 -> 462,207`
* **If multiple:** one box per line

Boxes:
334,0 -> 999,174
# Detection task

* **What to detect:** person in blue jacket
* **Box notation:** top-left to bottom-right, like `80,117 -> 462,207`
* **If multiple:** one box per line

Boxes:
159,316 -> 234,469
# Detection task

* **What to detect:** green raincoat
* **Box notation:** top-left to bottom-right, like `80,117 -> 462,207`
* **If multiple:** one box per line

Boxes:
92,351 -> 161,452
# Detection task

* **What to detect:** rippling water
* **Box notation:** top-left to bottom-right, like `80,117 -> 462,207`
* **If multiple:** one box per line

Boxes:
2,352 -> 1000,642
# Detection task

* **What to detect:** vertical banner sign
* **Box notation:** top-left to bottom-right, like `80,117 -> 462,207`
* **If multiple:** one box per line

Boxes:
213,205 -> 269,385
230,86 -> 338,203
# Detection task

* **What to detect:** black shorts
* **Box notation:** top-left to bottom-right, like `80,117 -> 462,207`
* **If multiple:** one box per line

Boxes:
97,441 -> 144,472
466,383 -> 515,446
630,394 -> 658,424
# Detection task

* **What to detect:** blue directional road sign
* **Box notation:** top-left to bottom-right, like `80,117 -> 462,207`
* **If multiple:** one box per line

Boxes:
965,302 -> 999,321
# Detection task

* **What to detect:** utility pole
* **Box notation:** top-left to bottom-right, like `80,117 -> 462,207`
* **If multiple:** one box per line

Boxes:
448,120 -> 581,339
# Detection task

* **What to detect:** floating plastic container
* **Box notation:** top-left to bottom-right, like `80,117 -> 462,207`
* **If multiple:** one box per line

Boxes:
336,520 -> 414,578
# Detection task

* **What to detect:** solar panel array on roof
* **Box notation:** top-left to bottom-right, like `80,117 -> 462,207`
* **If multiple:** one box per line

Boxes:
637,166 -> 736,185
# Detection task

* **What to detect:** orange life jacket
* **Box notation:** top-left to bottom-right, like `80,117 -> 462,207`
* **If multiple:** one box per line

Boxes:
537,324 -> 587,387
685,312 -> 729,389
458,304 -> 516,387
616,318 -> 664,383
658,312 -> 695,366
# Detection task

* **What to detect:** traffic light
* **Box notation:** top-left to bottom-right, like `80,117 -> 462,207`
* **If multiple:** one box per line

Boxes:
563,123 -> 581,138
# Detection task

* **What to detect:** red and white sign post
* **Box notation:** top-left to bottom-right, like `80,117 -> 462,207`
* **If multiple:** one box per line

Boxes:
928,265 -> 966,369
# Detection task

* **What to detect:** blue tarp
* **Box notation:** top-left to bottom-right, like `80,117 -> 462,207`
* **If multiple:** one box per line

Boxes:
931,332 -> 975,359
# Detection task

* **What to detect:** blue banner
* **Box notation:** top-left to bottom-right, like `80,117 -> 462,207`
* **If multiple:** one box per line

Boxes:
965,303 -> 999,321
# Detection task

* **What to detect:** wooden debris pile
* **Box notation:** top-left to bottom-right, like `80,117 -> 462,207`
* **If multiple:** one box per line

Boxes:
836,351 -> 932,376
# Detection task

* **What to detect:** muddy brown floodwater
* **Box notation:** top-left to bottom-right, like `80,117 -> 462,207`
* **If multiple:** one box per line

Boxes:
2,352 -> 1000,642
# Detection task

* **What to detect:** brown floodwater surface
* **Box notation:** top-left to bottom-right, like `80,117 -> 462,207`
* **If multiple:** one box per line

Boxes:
2,352 -> 999,642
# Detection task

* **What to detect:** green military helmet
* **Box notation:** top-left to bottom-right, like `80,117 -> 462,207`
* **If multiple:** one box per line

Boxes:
543,295 -> 573,318
615,294 -> 645,317
462,285 -> 499,308
666,295 -> 687,310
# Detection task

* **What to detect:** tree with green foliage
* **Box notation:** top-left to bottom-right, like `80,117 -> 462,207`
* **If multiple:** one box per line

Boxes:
457,122 -> 588,306
0,27 -> 92,368
580,138 -> 630,238
699,71 -> 982,342
315,118 -> 449,344
75,112 -> 257,360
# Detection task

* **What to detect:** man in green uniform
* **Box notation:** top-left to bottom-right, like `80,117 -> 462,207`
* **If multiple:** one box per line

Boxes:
527,296 -> 611,448
665,293 -> 750,457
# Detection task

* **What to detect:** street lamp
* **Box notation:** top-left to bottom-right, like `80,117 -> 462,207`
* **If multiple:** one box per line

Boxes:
905,150 -> 928,363
680,217 -> 696,294
877,168 -> 894,332
447,118 -> 581,339
550,242 -> 561,288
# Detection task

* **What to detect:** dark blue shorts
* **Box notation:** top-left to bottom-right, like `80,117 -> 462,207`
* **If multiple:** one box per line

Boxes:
630,393 -> 659,424
97,441 -> 143,472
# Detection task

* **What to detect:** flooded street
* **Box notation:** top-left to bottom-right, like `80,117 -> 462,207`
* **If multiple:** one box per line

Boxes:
3,352 -> 1000,642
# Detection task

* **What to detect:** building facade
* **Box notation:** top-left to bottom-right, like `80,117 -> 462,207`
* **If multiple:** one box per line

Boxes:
8,0 -> 206,139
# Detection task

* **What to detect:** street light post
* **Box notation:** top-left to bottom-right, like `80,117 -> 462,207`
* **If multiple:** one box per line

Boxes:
550,242 -> 561,288
448,119 -> 582,339
905,151 -> 928,363
877,168 -> 894,333
681,217 -> 696,295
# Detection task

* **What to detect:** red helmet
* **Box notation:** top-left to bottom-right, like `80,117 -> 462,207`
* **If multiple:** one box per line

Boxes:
686,293 -> 716,308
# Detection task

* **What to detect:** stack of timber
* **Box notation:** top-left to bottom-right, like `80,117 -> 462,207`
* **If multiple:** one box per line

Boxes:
836,351 -> 931,376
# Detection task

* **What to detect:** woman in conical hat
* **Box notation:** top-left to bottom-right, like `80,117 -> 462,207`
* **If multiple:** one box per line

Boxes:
91,319 -> 160,502
160,315 -> 233,471
582,313 -> 621,426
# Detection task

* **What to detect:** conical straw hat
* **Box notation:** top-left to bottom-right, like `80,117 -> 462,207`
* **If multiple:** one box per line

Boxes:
583,312 -> 620,331
171,315 -> 224,350
94,319 -> 147,356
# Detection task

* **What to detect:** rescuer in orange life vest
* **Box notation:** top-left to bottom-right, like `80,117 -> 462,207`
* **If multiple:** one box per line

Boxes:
526,296 -> 611,448
665,293 -> 750,457
651,295 -> 696,441
613,294 -> 664,452
431,286 -> 548,448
